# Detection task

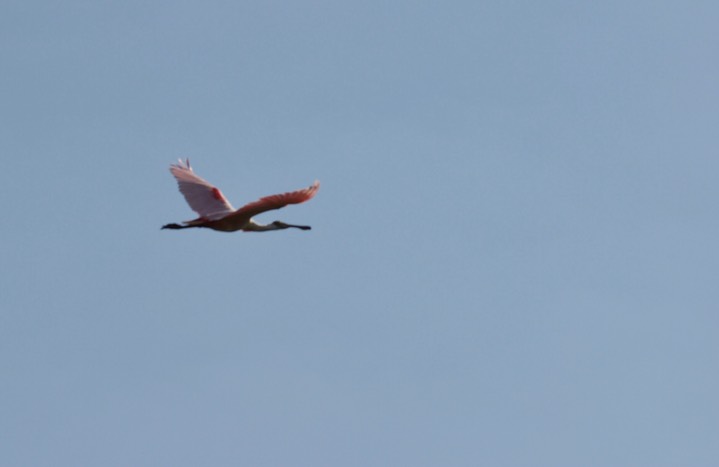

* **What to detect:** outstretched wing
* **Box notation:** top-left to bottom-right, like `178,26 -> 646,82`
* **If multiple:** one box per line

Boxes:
169,159 -> 235,220
232,180 -> 320,220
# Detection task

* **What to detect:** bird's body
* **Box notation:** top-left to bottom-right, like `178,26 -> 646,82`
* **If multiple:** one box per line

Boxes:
162,159 -> 319,233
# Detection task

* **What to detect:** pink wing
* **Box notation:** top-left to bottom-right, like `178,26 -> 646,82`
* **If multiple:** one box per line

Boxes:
233,180 -> 320,219
169,159 -> 235,220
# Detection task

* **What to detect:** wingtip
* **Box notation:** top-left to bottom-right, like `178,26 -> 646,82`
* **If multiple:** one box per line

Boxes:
170,158 -> 192,171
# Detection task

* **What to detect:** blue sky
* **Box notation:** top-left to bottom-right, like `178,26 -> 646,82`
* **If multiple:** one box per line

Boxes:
2,1 -> 718,466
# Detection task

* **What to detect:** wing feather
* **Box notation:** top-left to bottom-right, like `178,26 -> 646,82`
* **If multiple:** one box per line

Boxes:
232,180 -> 320,220
169,159 -> 235,220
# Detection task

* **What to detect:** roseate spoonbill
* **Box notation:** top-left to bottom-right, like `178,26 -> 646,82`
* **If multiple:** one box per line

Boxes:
162,159 -> 319,232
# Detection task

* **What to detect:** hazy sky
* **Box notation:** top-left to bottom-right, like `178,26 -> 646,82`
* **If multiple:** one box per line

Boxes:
2,1 -> 718,466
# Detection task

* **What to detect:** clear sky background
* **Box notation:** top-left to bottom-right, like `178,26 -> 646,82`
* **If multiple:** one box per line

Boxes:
1,1 -> 718,466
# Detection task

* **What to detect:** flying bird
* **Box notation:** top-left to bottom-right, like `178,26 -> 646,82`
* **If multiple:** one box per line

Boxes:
162,159 -> 319,232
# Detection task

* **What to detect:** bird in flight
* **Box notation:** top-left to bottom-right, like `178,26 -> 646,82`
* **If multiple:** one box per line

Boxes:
162,159 -> 319,232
